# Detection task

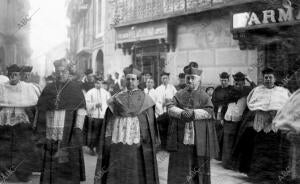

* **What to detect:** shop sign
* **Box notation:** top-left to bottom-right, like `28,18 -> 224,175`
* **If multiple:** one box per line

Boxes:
232,0 -> 300,29
116,22 -> 168,43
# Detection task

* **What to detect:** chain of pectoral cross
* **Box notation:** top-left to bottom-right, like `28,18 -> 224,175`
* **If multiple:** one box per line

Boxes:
54,80 -> 71,109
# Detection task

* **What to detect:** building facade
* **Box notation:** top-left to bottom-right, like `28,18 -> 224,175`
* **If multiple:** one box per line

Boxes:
68,0 -> 300,87
67,0 -> 106,77
0,0 -> 31,71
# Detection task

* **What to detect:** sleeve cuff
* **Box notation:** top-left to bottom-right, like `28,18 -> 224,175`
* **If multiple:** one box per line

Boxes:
194,109 -> 211,120
168,106 -> 184,119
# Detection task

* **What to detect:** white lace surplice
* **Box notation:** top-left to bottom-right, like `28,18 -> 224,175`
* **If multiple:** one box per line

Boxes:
0,107 -> 30,126
106,116 -> 141,145
46,110 -> 66,141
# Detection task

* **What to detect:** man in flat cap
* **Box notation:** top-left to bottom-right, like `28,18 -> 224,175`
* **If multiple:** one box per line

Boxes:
36,58 -> 86,184
167,62 -> 218,184
0,64 -> 41,181
246,67 -> 291,183
94,64 -> 160,184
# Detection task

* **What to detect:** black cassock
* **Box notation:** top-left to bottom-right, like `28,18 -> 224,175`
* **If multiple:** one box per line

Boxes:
37,80 -> 86,184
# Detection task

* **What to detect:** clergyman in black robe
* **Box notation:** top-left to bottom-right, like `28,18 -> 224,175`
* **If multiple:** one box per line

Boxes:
37,58 -> 86,184
94,65 -> 160,184
167,62 -> 219,184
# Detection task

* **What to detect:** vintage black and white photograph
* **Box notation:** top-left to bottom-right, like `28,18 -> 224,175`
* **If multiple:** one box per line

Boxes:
0,0 -> 300,183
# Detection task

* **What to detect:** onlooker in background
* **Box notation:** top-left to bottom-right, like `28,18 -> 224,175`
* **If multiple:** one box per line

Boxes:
82,69 -> 95,93
246,67 -> 290,183
138,71 -> 152,90
144,78 -> 157,103
205,86 -> 214,100
110,72 -> 122,95
221,72 -> 253,170
175,73 -> 186,90
20,65 -> 33,82
102,81 -> 109,91
83,77 -> 111,155
211,72 -> 235,161
155,72 -> 177,159
105,74 -> 114,89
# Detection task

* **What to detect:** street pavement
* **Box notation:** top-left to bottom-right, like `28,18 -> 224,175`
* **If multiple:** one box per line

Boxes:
4,151 -> 253,184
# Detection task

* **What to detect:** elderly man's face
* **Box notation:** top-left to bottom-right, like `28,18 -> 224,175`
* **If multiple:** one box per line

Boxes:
126,74 -> 139,90
55,66 -> 70,83
220,78 -> 229,88
9,72 -> 20,85
186,74 -> 201,91
263,73 -> 275,89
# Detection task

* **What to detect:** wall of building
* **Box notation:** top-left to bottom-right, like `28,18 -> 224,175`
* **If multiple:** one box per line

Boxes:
101,0 -> 131,77
165,11 -> 258,86
0,0 -> 31,68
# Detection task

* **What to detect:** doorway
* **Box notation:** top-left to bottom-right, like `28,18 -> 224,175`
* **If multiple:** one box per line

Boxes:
264,36 -> 300,91
133,44 -> 166,87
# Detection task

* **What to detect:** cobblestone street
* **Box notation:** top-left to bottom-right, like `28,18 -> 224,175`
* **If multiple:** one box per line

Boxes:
4,151 -> 253,184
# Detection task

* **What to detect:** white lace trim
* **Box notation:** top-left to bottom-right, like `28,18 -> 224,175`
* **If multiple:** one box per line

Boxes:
46,110 -> 65,141
183,121 -> 195,145
0,107 -> 30,126
110,116 -> 141,145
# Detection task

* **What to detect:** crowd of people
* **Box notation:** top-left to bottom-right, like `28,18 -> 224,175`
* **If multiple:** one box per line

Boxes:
0,59 -> 299,184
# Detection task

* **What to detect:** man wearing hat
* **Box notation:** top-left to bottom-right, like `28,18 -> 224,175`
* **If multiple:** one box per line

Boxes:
36,58 -> 86,184
211,72 -> 236,161
83,76 -> 111,155
0,64 -> 41,181
94,64 -> 160,184
82,68 -> 95,93
166,62 -> 218,184
220,72 -> 255,170
246,67 -> 290,183
20,65 -> 33,82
